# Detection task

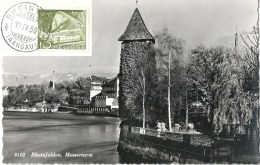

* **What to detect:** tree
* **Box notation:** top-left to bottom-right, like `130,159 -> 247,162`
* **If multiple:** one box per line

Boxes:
212,48 -> 253,134
189,45 -> 256,135
188,46 -> 226,133
239,0 -> 259,129
61,77 -> 92,105
3,75 -> 108,108
3,96 -> 11,108
133,53 -> 147,129
44,89 -> 69,103
25,86 -> 43,106
155,28 -> 186,131
7,86 -> 26,106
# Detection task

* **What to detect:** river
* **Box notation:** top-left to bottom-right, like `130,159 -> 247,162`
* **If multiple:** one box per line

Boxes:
3,111 -> 128,164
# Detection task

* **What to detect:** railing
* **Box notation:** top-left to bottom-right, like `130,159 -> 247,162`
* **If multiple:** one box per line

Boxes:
122,125 -> 213,147
77,107 -> 110,114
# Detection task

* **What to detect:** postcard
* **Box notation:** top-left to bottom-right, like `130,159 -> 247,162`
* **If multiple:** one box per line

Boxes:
1,0 -> 259,164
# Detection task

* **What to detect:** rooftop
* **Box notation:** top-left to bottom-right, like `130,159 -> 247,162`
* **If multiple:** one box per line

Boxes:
118,8 -> 154,43
102,76 -> 118,87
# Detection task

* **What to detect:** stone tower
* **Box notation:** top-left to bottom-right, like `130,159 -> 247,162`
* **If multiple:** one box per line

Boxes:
118,8 -> 155,121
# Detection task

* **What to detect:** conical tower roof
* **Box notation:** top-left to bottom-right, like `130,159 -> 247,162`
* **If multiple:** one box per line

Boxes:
118,8 -> 155,43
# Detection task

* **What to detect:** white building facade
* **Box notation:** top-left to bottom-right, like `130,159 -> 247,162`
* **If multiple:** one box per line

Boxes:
92,76 -> 119,110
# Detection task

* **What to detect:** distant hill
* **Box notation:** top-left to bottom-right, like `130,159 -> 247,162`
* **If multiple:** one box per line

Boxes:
3,72 -> 118,87
81,72 -> 117,79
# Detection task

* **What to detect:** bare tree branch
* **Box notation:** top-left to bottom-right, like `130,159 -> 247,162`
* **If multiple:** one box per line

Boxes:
240,34 -> 253,53
246,35 -> 257,47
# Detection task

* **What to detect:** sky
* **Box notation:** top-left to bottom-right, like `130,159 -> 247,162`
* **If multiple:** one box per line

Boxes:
3,0 -> 258,76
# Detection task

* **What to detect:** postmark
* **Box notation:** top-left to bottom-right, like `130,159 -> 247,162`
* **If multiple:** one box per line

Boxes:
38,10 -> 86,50
1,2 -> 40,52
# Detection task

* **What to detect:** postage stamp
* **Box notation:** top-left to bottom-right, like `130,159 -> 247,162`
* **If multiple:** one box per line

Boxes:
1,2 -> 40,52
0,1 -> 91,55
38,10 -> 86,50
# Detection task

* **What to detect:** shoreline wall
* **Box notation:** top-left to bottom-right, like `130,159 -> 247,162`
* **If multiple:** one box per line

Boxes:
117,125 -> 213,163
117,125 -> 260,164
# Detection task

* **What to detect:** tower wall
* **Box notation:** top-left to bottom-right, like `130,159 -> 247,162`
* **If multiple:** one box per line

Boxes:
118,41 -> 155,121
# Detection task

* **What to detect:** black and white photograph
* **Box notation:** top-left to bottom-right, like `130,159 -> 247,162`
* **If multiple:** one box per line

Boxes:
1,0 -> 259,164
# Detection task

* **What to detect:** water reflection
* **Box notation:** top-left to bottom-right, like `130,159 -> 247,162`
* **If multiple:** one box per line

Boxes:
3,112 -> 121,164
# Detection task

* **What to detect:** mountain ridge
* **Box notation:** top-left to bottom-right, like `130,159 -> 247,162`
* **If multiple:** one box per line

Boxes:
3,72 -> 118,87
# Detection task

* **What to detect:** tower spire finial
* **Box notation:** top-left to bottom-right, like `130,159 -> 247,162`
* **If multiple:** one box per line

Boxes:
136,0 -> 138,7
235,24 -> 238,47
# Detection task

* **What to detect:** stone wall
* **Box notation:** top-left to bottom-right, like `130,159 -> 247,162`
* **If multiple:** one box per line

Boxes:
118,125 -> 213,163
118,125 -> 260,164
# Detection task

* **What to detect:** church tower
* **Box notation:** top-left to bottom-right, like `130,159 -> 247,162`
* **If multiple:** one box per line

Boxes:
118,7 -> 155,120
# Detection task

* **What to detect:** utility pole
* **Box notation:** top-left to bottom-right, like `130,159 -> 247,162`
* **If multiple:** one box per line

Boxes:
15,77 -> 18,87
89,65 -> 92,80
52,71 -> 55,90
23,76 -> 26,89
168,51 -> 172,132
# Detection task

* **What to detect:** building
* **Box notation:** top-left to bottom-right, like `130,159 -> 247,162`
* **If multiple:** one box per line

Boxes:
92,76 -> 119,111
89,81 -> 102,101
77,76 -> 119,116
118,7 -> 155,118
2,87 -> 9,96
101,76 -> 119,98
